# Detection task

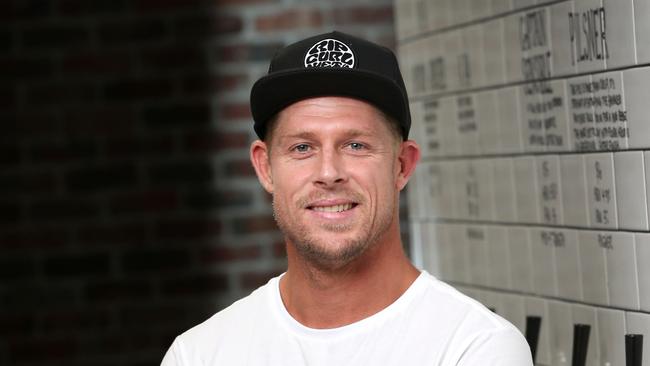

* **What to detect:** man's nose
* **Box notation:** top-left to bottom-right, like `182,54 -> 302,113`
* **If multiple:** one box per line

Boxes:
314,147 -> 347,187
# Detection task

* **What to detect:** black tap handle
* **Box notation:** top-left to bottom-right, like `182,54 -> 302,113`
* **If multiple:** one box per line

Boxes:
571,324 -> 591,366
625,334 -> 643,366
525,316 -> 542,363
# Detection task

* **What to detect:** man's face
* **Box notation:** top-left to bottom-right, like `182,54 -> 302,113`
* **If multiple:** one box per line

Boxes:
251,97 -> 416,270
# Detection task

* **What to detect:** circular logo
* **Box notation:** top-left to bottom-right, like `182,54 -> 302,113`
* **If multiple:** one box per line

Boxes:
304,39 -> 355,69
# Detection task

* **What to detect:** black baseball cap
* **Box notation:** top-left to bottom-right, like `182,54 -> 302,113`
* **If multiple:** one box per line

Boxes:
250,31 -> 411,140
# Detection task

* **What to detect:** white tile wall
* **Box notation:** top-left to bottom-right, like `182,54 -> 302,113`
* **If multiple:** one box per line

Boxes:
559,154 -> 590,227
596,308 -> 626,366
401,0 -> 650,360
614,151 -> 648,230
550,1 -> 575,77
530,228 -> 558,297
548,300 -> 573,366
635,233 -> 650,312
623,67 -> 650,149
603,0 -> 636,68
634,0 -> 650,63
554,229 -> 583,301
578,230 -> 609,305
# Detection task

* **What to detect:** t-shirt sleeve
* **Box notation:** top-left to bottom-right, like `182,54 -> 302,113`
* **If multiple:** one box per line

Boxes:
456,326 -> 534,366
160,338 -> 185,366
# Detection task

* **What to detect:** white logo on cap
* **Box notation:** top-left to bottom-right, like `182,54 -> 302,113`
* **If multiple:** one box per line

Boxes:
304,39 -> 355,69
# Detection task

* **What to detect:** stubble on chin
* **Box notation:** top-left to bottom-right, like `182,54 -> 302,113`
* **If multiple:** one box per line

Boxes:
271,194 -> 394,271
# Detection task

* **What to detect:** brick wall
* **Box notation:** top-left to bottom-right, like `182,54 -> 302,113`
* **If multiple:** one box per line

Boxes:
1,0 -> 396,365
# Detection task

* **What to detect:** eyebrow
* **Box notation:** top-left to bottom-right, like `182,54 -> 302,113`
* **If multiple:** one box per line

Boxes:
278,129 -> 375,143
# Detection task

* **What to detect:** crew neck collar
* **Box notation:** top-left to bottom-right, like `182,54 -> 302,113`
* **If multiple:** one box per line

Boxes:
269,271 -> 428,340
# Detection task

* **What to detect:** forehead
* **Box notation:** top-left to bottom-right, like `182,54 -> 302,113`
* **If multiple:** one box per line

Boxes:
272,97 -> 390,138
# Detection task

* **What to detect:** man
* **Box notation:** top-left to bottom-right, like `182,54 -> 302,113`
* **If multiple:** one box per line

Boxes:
161,31 -> 532,365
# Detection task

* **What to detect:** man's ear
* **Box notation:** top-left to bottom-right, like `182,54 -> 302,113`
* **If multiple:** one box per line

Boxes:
395,140 -> 421,191
250,140 -> 274,194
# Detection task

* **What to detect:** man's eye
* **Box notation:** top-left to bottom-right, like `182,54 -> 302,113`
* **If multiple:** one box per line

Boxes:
348,142 -> 365,150
293,144 -> 310,152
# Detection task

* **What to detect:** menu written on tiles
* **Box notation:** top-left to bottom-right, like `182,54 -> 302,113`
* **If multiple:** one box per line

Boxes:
569,6 -> 609,66
519,8 -> 554,152
569,76 -> 597,151
592,73 -> 628,151
422,98 -> 441,154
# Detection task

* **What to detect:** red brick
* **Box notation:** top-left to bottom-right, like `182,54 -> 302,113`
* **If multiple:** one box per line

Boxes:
161,274 -> 229,295
174,14 -> 243,38
120,304 -> 187,328
0,255 -> 36,280
2,0 -> 52,20
25,82 -> 99,106
104,78 -> 174,101
58,0 -> 127,15
182,73 -> 248,95
0,171 -> 57,195
232,215 -> 277,234
86,279 -> 153,303
0,227 -> 69,249
0,144 -> 22,166
43,252 -> 110,277
140,45 -> 206,70
331,6 -> 394,25
29,197 -> 100,222
225,158 -> 256,177
41,309 -> 111,332
0,313 -> 33,336
154,218 -> 221,240
0,86 -> 15,108
121,248 -> 191,273
98,19 -> 168,44
144,103 -> 211,128
61,51 -> 133,75
181,74 -> 216,94
185,188 -> 253,210
216,42 -> 283,63
62,106 -> 136,137
110,190 -> 179,214
240,269 -> 283,290
65,163 -> 138,192
216,0 -> 275,4
220,102 -> 251,120
29,140 -> 96,163
22,24 -> 89,49
9,338 -> 77,363
5,110 -> 60,137
105,135 -> 174,157
148,160 -> 214,184
201,245 -> 261,263
77,222 -> 149,245
255,9 -> 324,31
135,0 -> 203,13
0,56 -> 53,80
184,131 -> 249,153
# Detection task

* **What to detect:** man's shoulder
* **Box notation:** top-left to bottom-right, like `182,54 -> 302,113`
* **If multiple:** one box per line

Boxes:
412,273 -> 532,363
415,272 -> 520,334
180,276 -> 276,344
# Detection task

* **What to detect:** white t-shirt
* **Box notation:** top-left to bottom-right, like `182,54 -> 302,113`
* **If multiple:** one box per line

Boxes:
161,271 -> 532,365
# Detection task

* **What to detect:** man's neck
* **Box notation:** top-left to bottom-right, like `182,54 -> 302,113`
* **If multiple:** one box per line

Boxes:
279,236 -> 420,329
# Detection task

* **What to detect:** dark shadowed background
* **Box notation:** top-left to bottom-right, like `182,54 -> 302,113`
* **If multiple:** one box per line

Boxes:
1,0 -> 398,364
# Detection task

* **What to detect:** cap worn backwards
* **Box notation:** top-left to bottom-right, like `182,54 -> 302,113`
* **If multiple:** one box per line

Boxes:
249,31 -> 411,140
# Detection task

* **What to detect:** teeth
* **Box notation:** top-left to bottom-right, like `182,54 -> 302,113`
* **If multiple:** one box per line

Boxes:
312,203 -> 353,213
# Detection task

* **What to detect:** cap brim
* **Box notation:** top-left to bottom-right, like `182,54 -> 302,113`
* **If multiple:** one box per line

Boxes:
250,67 -> 410,140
